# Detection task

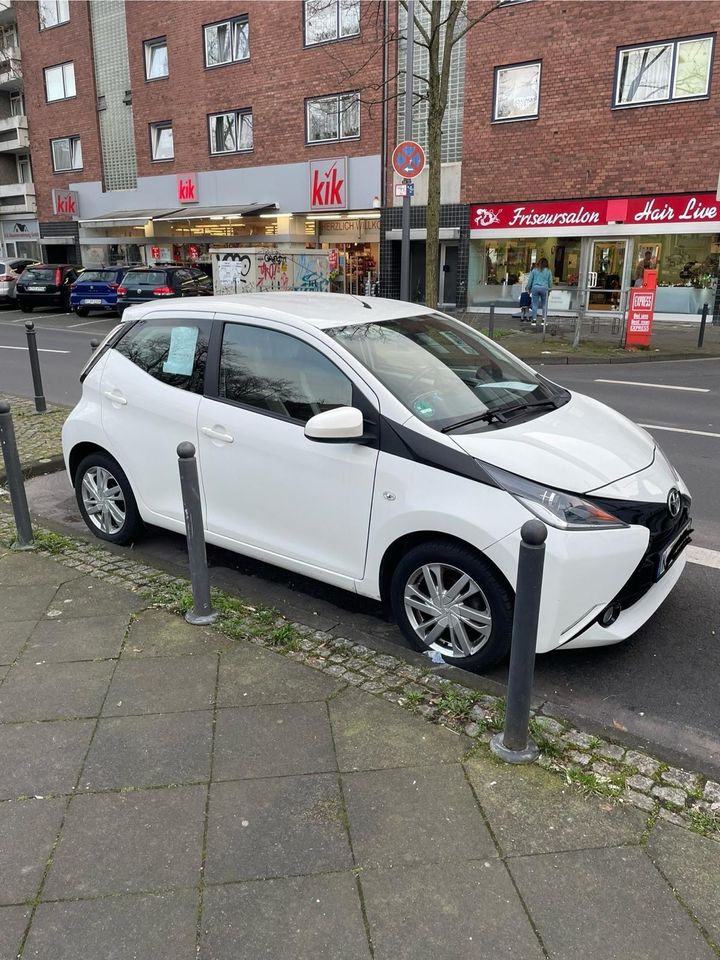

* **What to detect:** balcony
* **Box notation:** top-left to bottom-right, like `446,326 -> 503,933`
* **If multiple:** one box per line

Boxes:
0,181 -> 35,214
0,3 -> 16,28
0,44 -> 21,91
0,113 -> 27,152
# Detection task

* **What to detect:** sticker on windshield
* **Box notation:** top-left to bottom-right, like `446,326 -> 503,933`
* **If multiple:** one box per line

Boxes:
162,326 -> 198,376
414,398 -> 435,419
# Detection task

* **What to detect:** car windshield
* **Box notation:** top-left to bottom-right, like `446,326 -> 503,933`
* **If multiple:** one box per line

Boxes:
327,313 -> 567,431
75,270 -> 119,283
123,271 -> 166,285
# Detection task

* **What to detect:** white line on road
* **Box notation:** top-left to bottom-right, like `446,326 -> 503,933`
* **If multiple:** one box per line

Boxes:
595,379 -> 709,392
638,423 -> 720,439
0,345 -> 69,354
67,318 -> 116,328
686,546 -> 720,570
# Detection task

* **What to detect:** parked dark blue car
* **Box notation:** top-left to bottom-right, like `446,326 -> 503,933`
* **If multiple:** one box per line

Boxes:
70,267 -> 128,316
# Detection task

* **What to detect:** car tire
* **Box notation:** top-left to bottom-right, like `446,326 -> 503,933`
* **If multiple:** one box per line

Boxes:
76,306 -> 89,317
74,452 -> 144,545
19,303 -> 33,313
390,540 -> 514,671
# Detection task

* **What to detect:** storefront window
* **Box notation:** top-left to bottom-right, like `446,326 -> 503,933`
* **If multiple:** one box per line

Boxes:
634,232 -> 718,315
467,237 -> 582,310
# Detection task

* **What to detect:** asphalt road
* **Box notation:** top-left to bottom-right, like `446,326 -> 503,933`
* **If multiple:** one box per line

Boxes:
3,304 -> 720,772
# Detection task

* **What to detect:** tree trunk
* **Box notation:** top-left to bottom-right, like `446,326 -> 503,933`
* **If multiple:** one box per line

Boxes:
424,103 -> 443,309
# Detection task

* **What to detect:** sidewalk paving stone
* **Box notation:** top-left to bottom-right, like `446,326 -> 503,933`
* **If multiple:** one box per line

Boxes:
102,654 -> 217,717
0,905 -> 31,960
0,798 -> 65,905
647,821 -> 720,945
0,719 -> 94,800
21,614 -> 131,663
50,577 -> 143,620
0,619 -> 36,664
43,786 -> 206,899
329,687 -> 469,772
3,583 -> 60,622
124,609 -> 235,658
361,860 -> 545,960
508,846 -> 716,960
205,775 -> 353,882
342,764 -> 496,868
81,711 -> 214,790
216,642 -> 342,706
200,872 -> 371,960
213,702 -> 337,780
23,890 -> 198,960
465,756 -> 647,856
0,552 -> 82,587
0,660 -> 114,722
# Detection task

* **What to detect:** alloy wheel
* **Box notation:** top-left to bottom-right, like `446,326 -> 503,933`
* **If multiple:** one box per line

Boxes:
81,466 -> 127,536
403,563 -> 492,659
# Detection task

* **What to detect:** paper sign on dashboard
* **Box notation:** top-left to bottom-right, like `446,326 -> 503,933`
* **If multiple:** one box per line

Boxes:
163,326 -> 198,376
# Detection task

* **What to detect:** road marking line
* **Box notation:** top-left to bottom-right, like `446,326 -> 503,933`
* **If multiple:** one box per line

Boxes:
638,423 -> 720,439
67,318 -> 116,328
0,345 -> 69,354
686,546 -> 720,570
595,379 -> 709,392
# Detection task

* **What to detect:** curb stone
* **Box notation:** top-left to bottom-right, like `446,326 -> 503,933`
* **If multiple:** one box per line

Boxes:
0,511 -> 718,844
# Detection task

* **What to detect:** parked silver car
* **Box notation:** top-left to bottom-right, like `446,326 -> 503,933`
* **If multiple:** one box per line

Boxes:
0,258 -> 40,304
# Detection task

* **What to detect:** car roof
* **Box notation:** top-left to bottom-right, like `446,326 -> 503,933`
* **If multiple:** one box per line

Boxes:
26,263 -> 80,269
123,293 -> 436,330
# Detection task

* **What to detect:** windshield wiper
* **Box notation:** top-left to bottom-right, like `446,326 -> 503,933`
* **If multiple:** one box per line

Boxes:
493,396 -> 565,420
441,396 -> 564,434
441,410 -> 508,432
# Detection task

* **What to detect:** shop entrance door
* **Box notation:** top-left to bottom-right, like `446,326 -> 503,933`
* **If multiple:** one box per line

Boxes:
439,243 -> 458,307
585,240 -> 628,313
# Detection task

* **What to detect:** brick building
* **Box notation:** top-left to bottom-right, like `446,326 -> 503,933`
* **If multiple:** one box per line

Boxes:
11,0 -> 720,318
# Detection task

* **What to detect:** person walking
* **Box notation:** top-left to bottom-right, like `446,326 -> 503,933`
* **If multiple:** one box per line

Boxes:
527,257 -> 553,325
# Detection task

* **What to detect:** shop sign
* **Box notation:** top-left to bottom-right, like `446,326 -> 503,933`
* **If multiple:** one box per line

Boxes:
328,249 -> 338,271
52,188 -> 79,216
309,157 -> 347,211
319,218 -> 380,243
470,193 -> 720,230
177,173 -> 199,204
3,220 -> 40,240
625,270 -> 657,349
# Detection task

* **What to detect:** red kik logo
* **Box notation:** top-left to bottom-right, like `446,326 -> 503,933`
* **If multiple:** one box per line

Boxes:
311,163 -> 344,207
178,178 -> 196,202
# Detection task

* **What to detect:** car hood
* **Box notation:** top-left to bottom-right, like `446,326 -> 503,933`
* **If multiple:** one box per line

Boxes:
450,392 -> 655,493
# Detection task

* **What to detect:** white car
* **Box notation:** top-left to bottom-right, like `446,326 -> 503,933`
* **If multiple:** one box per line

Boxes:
62,294 -> 692,670
0,258 -> 40,304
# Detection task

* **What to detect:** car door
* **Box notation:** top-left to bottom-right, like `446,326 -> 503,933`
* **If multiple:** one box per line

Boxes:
197,317 -> 380,582
99,313 -> 213,523
175,269 -> 197,297
191,268 -> 213,296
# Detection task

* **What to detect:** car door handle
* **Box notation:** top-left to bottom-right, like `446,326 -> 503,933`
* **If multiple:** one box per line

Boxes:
201,426 -> 234,443
103,390 -> 127,405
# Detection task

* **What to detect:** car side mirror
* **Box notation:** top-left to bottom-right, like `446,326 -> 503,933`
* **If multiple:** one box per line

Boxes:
305,406 -> 364,443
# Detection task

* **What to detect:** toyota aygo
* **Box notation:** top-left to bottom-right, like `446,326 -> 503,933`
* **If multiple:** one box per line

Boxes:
62,294 -> 692,670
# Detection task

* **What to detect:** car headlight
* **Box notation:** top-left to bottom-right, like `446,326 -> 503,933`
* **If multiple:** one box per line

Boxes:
484,464 -> 628,531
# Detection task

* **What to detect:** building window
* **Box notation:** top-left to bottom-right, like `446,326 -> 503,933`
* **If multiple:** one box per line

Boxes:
209,110 -> 253,154
493,60 -> 541,121
17,155 -> 32,184
615,35 -> 714,107
304,0 -> 360,45
51,136 -> 82,172
204,16 -> 249,68
44,62 -> 76,102
9,92 -> 24,116
144,37 -> 168,80
150,122 -> 174,161
38,0 -> 69,29
306,91 -> 359,143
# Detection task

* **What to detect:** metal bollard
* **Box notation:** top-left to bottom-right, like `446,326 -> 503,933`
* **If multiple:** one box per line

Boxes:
697,303 -> 708,348
0,401 -> 35,549
490,519 -> 547,764
488,304 -> 495,340
90,339 -> 100,354
24,322 -> 47,413
177,442 -> 217,625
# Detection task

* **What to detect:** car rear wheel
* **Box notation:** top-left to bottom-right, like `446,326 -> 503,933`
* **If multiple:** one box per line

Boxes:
74,452 -> 144,545
19,303 -> 32,313
390,540 -> 513,671
76,306 -> 89,317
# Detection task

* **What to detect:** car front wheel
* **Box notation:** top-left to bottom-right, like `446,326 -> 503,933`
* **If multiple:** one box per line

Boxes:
391,540 -> 514,671
76,306 -> 89,317
74,452 -> 144,545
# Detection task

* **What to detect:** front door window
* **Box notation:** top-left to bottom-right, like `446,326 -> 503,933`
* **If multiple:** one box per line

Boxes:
587,240 -> 627,312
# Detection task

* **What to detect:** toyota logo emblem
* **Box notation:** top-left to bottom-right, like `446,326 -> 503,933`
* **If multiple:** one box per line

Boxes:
667,488 -> 681,518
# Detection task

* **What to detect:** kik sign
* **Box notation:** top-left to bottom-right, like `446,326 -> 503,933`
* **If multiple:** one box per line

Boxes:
309,157 -> 347,211
177,173 -> 199,204
52,189 -> 79,217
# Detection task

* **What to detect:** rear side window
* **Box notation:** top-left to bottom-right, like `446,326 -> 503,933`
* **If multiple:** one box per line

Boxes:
219,323 -> 352,423
75,270 -> 119,283
22,268 -> 56,282
122,270 -> 167,286
114,318 -> 211,393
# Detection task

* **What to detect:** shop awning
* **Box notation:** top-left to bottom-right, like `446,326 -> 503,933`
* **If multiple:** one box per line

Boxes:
152,203 -> 277,221
78,209 -> 181,226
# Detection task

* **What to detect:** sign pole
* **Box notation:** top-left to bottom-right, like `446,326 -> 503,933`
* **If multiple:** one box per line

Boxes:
400,0 -> 414,302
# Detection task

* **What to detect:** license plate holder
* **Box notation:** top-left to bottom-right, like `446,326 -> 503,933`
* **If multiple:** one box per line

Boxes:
83,299 -> 102,304
657,520 -> 692,580
28,286 -> 45,292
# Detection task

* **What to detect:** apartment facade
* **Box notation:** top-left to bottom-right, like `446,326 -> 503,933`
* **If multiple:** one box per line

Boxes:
16,0 -> 386,292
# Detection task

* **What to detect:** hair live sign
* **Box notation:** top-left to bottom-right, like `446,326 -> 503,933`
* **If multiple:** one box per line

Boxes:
470,193 -> 720,231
